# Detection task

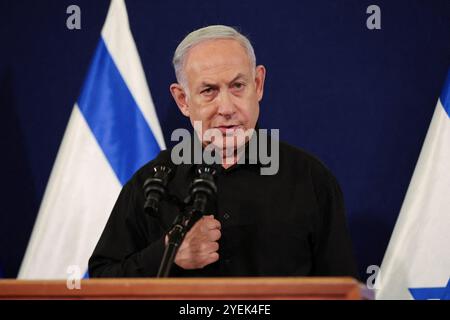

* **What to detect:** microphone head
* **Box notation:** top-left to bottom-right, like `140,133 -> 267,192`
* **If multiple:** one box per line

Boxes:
143,164 -> 174,216
195,164 -> 218,177
189,164 -> 218,214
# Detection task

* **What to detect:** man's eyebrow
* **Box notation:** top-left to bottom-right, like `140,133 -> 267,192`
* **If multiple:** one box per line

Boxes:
229,73 -> 247,83
199,81 -> 218,88
198,74 -> 248,88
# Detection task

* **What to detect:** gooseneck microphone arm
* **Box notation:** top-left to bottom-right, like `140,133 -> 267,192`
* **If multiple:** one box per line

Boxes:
156,165 -> 217,278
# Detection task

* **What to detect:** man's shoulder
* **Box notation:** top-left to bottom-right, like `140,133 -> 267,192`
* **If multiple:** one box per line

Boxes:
278,140 -> 342,191
278,140 -> 342,200
279,140 -> 333,176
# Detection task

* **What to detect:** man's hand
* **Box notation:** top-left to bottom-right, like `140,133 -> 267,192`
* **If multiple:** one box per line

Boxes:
169,215 -> 221,269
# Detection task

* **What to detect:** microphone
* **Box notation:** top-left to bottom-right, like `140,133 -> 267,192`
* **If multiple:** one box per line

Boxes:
143,164 -> 174,216
156,164 -> 218,277
189,164 -> 218,215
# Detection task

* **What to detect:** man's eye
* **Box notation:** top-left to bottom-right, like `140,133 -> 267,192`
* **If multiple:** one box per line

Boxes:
233,82 -> 245,90
201,87 -> 214,94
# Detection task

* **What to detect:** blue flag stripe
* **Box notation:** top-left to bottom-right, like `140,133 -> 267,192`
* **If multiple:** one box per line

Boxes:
78,38 -> 160,185
440,69 -> 450,118
409,280 -> 450,300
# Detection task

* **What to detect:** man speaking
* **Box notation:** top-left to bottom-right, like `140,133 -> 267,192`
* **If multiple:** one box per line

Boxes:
89,25 -> 358,278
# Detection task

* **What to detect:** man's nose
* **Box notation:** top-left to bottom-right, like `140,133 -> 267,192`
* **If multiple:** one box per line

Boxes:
216,90 -> 236,117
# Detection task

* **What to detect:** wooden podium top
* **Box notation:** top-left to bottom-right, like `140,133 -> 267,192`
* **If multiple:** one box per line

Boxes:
0,277 -> 373,300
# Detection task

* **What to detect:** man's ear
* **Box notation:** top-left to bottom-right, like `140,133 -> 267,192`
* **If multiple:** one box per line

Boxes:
254,65 -> 266,102
170,83 -> 190,117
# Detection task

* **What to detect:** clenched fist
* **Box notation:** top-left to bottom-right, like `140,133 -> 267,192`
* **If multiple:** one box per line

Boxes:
168,215 -> 221,269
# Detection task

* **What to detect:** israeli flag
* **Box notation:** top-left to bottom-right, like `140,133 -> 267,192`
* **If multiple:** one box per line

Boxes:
377,70 -> 450,299
18,0 -> 165,279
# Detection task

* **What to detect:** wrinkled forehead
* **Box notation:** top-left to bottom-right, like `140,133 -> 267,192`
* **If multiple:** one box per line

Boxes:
184,39 -> 253,83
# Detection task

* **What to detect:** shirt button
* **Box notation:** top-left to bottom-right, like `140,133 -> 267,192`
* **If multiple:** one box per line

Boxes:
223,213 -> 230,220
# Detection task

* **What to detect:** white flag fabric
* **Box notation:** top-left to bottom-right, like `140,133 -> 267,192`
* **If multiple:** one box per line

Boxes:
377,71 -> 450,299
19,0 -> 165,279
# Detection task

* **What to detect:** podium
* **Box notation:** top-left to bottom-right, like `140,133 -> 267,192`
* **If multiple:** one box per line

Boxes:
0,277 -> 373,300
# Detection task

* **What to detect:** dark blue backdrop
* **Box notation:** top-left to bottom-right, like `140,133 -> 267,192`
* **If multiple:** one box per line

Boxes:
0,0 -> 449,280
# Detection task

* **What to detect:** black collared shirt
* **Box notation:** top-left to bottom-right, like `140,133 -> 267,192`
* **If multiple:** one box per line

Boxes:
89,137 -> 358,278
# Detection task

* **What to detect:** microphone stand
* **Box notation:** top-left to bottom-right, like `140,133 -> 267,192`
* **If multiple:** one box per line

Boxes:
156,166 -> 217,278
156,202 -> 201,278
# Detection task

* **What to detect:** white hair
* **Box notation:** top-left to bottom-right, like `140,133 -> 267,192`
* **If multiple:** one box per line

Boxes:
173,25 -> 256,90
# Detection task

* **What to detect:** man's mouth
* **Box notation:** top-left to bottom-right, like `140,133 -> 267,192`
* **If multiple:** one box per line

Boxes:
214,125 -> 242,134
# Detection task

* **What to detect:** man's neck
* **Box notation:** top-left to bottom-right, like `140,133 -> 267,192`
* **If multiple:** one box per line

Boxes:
220,145 -> 246,169
221,156 -> 237,169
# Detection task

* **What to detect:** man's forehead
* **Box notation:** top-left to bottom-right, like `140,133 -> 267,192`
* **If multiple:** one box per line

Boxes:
184,39 -> 252,81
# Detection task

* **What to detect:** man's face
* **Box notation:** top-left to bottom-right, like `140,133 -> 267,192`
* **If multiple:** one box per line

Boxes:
171,39 -> 266,151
